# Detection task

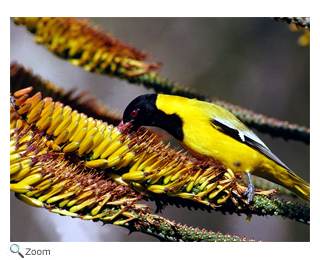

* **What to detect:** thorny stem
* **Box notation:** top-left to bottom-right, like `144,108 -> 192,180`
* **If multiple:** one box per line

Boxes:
273,17 -> 310,30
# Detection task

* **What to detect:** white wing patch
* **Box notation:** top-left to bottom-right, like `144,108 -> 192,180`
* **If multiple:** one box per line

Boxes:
213,117 -> 268,149
212,117 -> 291,172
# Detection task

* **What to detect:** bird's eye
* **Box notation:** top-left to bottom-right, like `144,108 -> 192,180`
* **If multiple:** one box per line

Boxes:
130,109 -> 138,117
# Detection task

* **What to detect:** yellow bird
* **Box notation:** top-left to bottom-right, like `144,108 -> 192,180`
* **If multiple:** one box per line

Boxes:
122,94 -> 310,203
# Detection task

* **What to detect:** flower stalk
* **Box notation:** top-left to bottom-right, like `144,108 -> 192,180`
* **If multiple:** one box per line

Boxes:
12,17 -> 161,77
11,87 -> 265,241
10,87 -> 309,237
10,62 -> 121,125
11,87 -> 255,209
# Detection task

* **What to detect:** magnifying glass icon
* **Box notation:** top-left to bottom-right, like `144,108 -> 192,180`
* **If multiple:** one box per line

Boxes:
10,244 -> 24,258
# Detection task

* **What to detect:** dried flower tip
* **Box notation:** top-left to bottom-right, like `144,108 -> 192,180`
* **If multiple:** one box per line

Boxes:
13,86 -> 33,98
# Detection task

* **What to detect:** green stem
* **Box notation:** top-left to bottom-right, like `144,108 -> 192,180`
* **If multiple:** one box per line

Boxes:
250,195 -> 310,224
119,213 -> 258,242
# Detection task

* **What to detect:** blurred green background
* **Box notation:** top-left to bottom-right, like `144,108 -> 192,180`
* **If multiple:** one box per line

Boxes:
10,17 -> 310,242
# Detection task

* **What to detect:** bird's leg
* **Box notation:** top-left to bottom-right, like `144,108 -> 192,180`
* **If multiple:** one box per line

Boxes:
244,170 -> 255,204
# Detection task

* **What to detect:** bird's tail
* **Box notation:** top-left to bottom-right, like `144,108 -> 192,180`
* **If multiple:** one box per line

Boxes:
255,162 -> 310,202
285,170 -> 310,202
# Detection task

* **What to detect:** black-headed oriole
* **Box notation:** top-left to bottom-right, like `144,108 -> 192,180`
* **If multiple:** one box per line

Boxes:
122,94 -> 310,203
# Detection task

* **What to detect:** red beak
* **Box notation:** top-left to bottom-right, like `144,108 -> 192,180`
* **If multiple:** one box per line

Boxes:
117,120 -> 132,132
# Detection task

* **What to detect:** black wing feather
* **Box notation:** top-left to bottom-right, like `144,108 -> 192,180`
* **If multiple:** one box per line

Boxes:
212,119 -> 292,172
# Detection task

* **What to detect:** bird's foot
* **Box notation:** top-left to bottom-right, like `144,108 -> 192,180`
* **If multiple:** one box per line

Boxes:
244,171 -> 255,204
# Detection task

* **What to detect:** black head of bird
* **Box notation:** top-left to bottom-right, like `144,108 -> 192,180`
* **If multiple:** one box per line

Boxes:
122,94 -> 184,140
122,94 -> 158,128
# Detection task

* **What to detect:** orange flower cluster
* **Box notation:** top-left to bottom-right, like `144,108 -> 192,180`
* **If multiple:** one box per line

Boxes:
10,87 -> 278,225
12,17 -> 161,77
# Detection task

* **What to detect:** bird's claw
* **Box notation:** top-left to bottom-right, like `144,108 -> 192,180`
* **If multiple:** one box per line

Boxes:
244,171 -> 255,204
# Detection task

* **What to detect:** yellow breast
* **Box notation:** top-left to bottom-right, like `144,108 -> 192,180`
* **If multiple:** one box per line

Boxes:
156,94 -> 263,173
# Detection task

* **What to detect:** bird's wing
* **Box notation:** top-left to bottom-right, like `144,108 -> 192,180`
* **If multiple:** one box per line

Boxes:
208,104 -> 291,171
